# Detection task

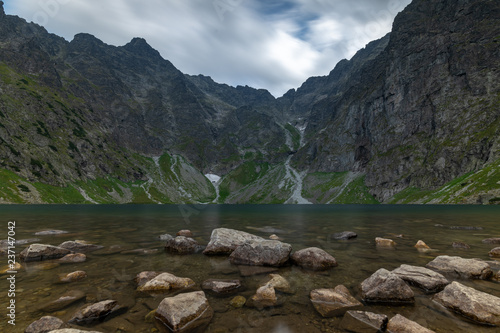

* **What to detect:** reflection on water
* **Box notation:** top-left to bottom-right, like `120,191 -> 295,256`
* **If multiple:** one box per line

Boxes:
0,205 -> 499,332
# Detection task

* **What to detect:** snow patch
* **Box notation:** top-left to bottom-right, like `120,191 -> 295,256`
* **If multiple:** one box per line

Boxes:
205,174 -> 221,183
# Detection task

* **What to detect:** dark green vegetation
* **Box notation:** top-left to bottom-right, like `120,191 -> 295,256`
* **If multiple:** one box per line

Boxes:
0,0 -> 498,204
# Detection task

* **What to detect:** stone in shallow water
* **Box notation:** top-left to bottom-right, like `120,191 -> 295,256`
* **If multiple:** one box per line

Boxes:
229,239 -> 292,267
425,255 -> 493,280
25,316 -> 66,333
387,314 -> 435,333
433,281 -> 500,326
135,271 -> 162,287
262,274 -> 292,294
489,247 -> 500,258
230,296 -> 246,308
247,284 -> 279,308
483,238 -> 500,244
155,291 -> 214,333
176,229 -> 193,237
201,279 -> 242,295
452,242 -> 470,249
34,230 -> 68,236
120,248 -> 159,255
375,237 -> 396,248
58,271 -> 87,283
137,272 -> 195,292
360,268 -> 414,304
69,300 -> 124,326
58,240 -> 104,253
339,310 -> 388,332
49,330 -> 103,333
238,265 -> 278,277
310,285 -> 362,317
42,290 -> 86,312
415,240 -> 430,249
203,228 -> 264,255
330,231 -> 358,240
20,244 -> 72,262
57,253 -> 87,264
291,247 -> 337,271
391,264 -> 449,293
165,236 -> 202,254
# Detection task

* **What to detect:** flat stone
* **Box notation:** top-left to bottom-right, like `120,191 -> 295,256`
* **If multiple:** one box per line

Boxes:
20,244 -> 72,262
262,274 -> 292,294
230,296 -> 246,308
483,238 -> 500,244
158,234 -> 174,241
135,271 -> 162,287
392,264 -> 449,293
238,265 -> 278,277
340,310 -> 388,333
58,271 -> 87,283
433,281 -> 500,326
69,300 -> 123,326
247,284 -> 278,308
0,262 -> 21,274
361,268 -> 414,304
375,237 -> 396,248
176,230 -> 193,237
203,228 -> 264,255
426,255 -> 493,279
93,245 -> 128,255
155,291 -> 213,333
34,230 -> 68,236
387,314 -> 435,333
291,247 -> 337,271
165,236 -> 202,254
229,240 -> 292,267
137,272 -> 195,292
58,240 -> 104,253
120,248 -> 159,255
25,316 -> 66,333
57,253 -> 87,264
489,247 -> 500,258
310,285 -> 362,317
201,279 -> 242,295
42,290 -> 86,312
330,231 -> 358,240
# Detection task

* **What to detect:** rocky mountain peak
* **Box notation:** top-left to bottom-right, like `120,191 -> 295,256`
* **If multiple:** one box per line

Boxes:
0,1 -> 4,17
123,37 -> 162,60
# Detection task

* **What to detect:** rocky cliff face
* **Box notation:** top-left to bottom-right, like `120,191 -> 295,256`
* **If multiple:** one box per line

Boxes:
0,0 -> 498,204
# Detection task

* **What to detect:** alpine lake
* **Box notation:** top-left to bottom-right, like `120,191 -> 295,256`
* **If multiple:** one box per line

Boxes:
1,204 -> 499,333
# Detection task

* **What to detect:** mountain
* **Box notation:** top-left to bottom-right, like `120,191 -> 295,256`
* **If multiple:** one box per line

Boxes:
0,0 -> 498,204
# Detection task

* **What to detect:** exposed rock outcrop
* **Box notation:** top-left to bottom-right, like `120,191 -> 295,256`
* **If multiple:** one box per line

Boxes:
229,240 -> 292,267
426,255 -> 493,279
361,268 -> 414,304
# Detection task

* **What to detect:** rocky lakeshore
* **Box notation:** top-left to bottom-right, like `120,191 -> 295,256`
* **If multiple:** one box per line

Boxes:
4,221 -> 500,333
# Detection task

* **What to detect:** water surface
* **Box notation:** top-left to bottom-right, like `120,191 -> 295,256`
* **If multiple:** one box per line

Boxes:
1,205 -> 499,332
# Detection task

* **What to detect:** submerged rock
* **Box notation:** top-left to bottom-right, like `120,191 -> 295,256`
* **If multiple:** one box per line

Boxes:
137,272 -> 195,292
57,253 -> 86,264
203,228 -> 264,255
392,264 -> 449,293
69,300 -> 123,326
58,240 -> 103,253
262,274 -> 292,294
387,314 -> 435,333
433,281 -> 500,326
330,231 -> 358,240
361,268 -> 414,304
238,265 -> 278,277
229,240 -> 292,267
120,248 -> 159,255
135,271 -> 162,287
291,247 -> 337,271
25,316 -> 66,333
375,237 -> 396,248
165,236 -> 202,254
155,291 -> 213,333
415,240 -> 430,250
230,296 -> 246,308
34,230 -> 68,236
48,329 -> 103,333
426,255 -> 493,280
176,230 -> 193,237
452,242 -> 470,249
201,279 -> 242,295
42,290 -> 86,312
340,310 -> 388,332
20,244 -> 72,262
483,238 -> 500,244
158,234 -> 174,241
310,285 -> 362,317
58,271 -> 87,283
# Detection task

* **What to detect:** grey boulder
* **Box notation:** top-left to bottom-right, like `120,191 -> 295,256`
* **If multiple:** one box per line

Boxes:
426,255 -> 493,280
291,247 -> 337,271
203,228 -> 264,255
361,268 -> 414,304
229,240 -> 292,267
392,264 -> 449,293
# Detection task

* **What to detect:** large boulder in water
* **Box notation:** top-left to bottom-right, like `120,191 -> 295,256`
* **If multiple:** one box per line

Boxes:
392,264 -> 449,293
291,247 -> 338,271
137,272 -> 195,292
164,236 -> 203,254
201,279 -> 242,296
425,255 -> 493,280
310,285 -> 362,317
340,310 -> 388,332
20,244 -> 72,262
69,300 -> 124,326
155,291 -> 213,333
433,281 -> 500,326
58,240 -> 103,253
25,316 -> 67,333
387,314 -> 436,333
203,228 -> 264,255
361,268 -> 414,304
229,240 -> 292,267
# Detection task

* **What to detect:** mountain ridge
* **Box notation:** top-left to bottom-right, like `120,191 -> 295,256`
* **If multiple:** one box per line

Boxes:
0,0 -> 499,204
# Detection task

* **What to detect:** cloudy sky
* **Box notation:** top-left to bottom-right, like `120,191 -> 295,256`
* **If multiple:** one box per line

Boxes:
5,0 -> 411,97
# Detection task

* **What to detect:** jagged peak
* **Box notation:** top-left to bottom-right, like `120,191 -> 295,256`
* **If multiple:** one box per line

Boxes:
123,37 -> 162,59
0,1 -> 5,17
71,33 -> 104,45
